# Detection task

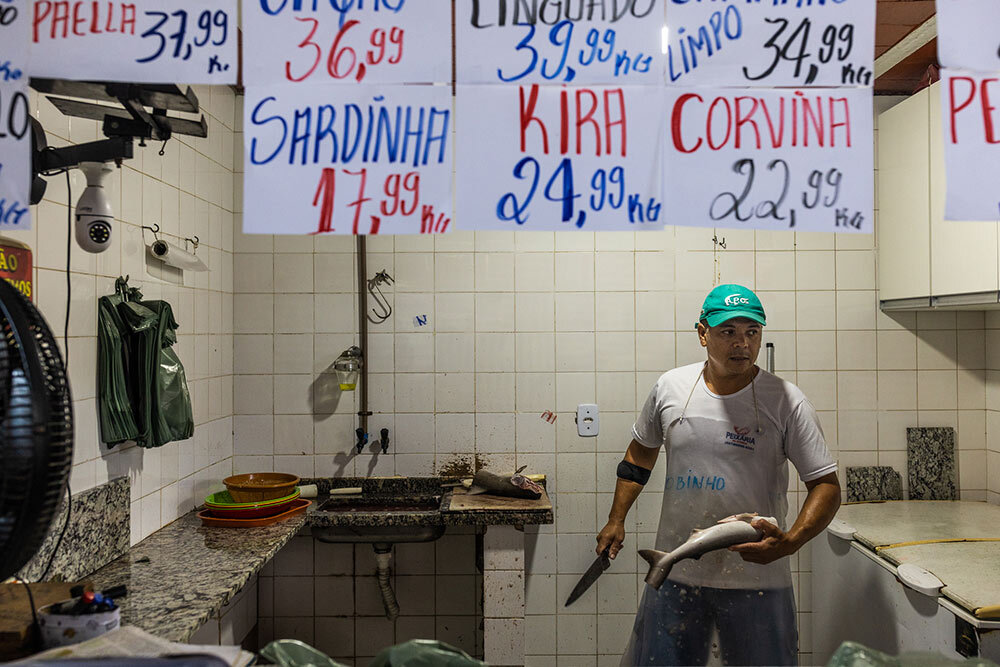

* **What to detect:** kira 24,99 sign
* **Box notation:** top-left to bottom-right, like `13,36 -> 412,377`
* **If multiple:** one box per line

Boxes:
28,0 -> 238,84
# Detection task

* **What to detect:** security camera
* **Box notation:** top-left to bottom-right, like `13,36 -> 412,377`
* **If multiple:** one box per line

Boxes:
75,162 -> 115,254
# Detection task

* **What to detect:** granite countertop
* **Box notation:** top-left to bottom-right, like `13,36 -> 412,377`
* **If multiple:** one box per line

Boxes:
87,512 -> 306,643
84,477 -> 551,643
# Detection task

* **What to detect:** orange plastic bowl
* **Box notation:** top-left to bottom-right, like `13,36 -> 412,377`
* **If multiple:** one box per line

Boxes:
223,473 -> 300,503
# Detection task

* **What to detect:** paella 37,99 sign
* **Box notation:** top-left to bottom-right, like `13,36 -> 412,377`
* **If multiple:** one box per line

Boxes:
665,86 -> 873,232
243,0 -> 451,85
243,83 -> 453,235
28,0 -> 238,83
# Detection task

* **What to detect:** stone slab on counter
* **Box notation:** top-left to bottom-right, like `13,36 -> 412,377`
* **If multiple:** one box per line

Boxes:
18,477 -> 130,582
88,511 -> 305,643
907,427 -> 957,500
846,466 -> 903,502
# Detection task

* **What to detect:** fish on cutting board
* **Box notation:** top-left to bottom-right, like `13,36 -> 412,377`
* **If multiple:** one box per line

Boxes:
639,513 -> 776,590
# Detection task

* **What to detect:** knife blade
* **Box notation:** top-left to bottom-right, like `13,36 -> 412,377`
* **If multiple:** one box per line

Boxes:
564,547 -> 611,607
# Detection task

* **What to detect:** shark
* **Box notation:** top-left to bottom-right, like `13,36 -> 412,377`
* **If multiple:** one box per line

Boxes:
639,513 -> 777,590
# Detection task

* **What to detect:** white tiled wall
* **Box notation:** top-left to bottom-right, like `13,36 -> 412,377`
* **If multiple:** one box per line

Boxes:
1,85 -> 238,544
233,96 -> 993,664
256,530 -> 482,665
985,313 -> 1000,505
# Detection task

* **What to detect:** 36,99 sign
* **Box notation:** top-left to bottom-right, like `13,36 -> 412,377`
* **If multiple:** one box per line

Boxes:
457,84 -> 665,231
243,83 -> 453,236
29,0 -> 237,83
664,86 -> 873,233
244,0 -> 451,85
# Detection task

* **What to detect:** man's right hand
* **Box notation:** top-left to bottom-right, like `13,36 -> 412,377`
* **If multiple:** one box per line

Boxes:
597,519 -> 626,559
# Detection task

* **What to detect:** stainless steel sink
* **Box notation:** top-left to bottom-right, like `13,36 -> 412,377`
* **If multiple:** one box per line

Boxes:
313,524 -> 445,543
312,494 -> 445,543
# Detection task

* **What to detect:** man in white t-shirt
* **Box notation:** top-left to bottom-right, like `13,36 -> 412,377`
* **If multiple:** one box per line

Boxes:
600,284 -> 841,666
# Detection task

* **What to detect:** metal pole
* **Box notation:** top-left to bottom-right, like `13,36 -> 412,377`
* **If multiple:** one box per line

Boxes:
357,235 -> 369,439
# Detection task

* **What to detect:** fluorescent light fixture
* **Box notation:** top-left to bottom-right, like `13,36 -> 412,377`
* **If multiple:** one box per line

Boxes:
661,25 -> 669,55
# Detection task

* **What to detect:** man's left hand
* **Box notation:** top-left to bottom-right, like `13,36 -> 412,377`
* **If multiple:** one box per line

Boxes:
728,519 -> 798,564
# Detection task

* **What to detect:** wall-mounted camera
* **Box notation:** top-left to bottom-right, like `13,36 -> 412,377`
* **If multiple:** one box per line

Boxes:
28,79 -> 208,254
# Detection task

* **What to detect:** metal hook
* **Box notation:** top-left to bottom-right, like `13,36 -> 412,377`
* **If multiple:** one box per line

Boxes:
366,270 -> 394,324
141,224 -> 161,241
184,235 -> 200,251
712,234 -> 727,250
159,140 -> 168,157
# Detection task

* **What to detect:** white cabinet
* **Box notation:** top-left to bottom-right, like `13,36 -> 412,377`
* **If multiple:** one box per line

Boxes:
877,82 -> 1000,308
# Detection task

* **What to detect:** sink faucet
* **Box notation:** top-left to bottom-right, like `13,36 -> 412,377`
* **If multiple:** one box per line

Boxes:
355,428 -> 368,453
380,428 -> 390,454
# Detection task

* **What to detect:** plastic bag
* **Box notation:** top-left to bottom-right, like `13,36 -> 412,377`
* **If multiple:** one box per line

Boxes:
369,640 -> 486,667
827,641 -> 999,667
98,277 -> 192,448
259,639 -> 349,667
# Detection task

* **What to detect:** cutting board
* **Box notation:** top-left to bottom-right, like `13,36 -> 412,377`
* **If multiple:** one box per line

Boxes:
879,541 -> 1000,618
836,501 -> 1000,549
445,488 -> 552,512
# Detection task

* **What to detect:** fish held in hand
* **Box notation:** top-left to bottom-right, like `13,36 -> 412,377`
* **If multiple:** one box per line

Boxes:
638,513 -> 777,590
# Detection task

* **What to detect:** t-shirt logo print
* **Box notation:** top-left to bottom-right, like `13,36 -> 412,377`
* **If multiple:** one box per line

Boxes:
724,425 -> 756,451
724,293 -> 750,306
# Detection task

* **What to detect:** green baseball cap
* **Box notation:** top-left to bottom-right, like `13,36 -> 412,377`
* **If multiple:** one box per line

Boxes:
697,284 -> 767,328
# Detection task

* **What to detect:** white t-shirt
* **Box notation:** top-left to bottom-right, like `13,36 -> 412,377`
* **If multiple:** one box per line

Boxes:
632,362 -> 837,590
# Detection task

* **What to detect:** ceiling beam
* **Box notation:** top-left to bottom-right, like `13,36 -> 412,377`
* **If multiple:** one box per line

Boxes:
875,14 -> 937,79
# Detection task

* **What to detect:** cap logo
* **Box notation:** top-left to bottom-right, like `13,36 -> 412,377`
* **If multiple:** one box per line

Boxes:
724,293 -> 750,306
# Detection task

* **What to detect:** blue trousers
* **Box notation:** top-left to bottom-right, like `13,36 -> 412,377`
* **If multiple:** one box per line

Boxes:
623,580 -> 798,666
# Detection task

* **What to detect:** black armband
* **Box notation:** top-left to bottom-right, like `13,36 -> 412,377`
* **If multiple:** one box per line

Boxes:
617,460 -> 651,485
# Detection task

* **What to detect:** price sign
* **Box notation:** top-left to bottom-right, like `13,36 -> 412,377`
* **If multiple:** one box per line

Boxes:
936,0 -> 1000,72
28,0 -> 237,84
243,83 -> 453,235
665,86 -> 872,233
1,0 -> 30,230
456,0 -> 665,84
664,0 -> 874,87
456,84 -> 665,231
942,69 -> 1000,221
243,0 -> 451,85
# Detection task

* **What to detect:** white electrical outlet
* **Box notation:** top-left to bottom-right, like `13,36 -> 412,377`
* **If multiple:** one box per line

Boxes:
576,404 -> 599,437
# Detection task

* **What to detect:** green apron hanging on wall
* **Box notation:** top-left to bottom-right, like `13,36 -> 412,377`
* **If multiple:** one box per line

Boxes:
98,276 -> 193,448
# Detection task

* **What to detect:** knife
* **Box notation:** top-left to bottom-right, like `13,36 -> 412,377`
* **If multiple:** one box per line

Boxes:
564,547 -> 611,607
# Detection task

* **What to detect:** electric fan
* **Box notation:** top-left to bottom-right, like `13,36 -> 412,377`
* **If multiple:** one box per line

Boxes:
0,277 -> 73,581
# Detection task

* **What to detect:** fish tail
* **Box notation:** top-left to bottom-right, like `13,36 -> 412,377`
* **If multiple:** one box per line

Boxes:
639,549 -> 673,590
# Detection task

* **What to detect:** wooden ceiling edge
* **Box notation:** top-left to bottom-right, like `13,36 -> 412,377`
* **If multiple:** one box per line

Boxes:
874,14 -> 937,79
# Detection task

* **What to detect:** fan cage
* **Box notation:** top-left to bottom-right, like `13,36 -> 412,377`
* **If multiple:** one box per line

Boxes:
0,278 -> 73,581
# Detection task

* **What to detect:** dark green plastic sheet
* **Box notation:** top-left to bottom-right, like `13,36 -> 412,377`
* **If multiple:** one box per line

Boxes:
98,276 -> 193,448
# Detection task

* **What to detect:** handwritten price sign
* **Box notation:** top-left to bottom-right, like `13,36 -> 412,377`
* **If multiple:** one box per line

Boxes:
942,70 -> 1000,221
243,83 -> 453,235
664,86 -> 872,233
28,0 -> 237,83
1,0 -> 30,230
457,0 -> 666,84
244,0 -> 450,85
936,0 -> 1000,72
664,0 -> 874,87
457,84 -> 665,230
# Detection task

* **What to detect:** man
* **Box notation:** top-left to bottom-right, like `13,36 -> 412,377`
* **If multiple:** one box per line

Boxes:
599,284 -> 841,666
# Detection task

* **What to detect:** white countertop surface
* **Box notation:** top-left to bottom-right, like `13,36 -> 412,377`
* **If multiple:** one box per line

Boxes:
834,501 -> 1000,618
